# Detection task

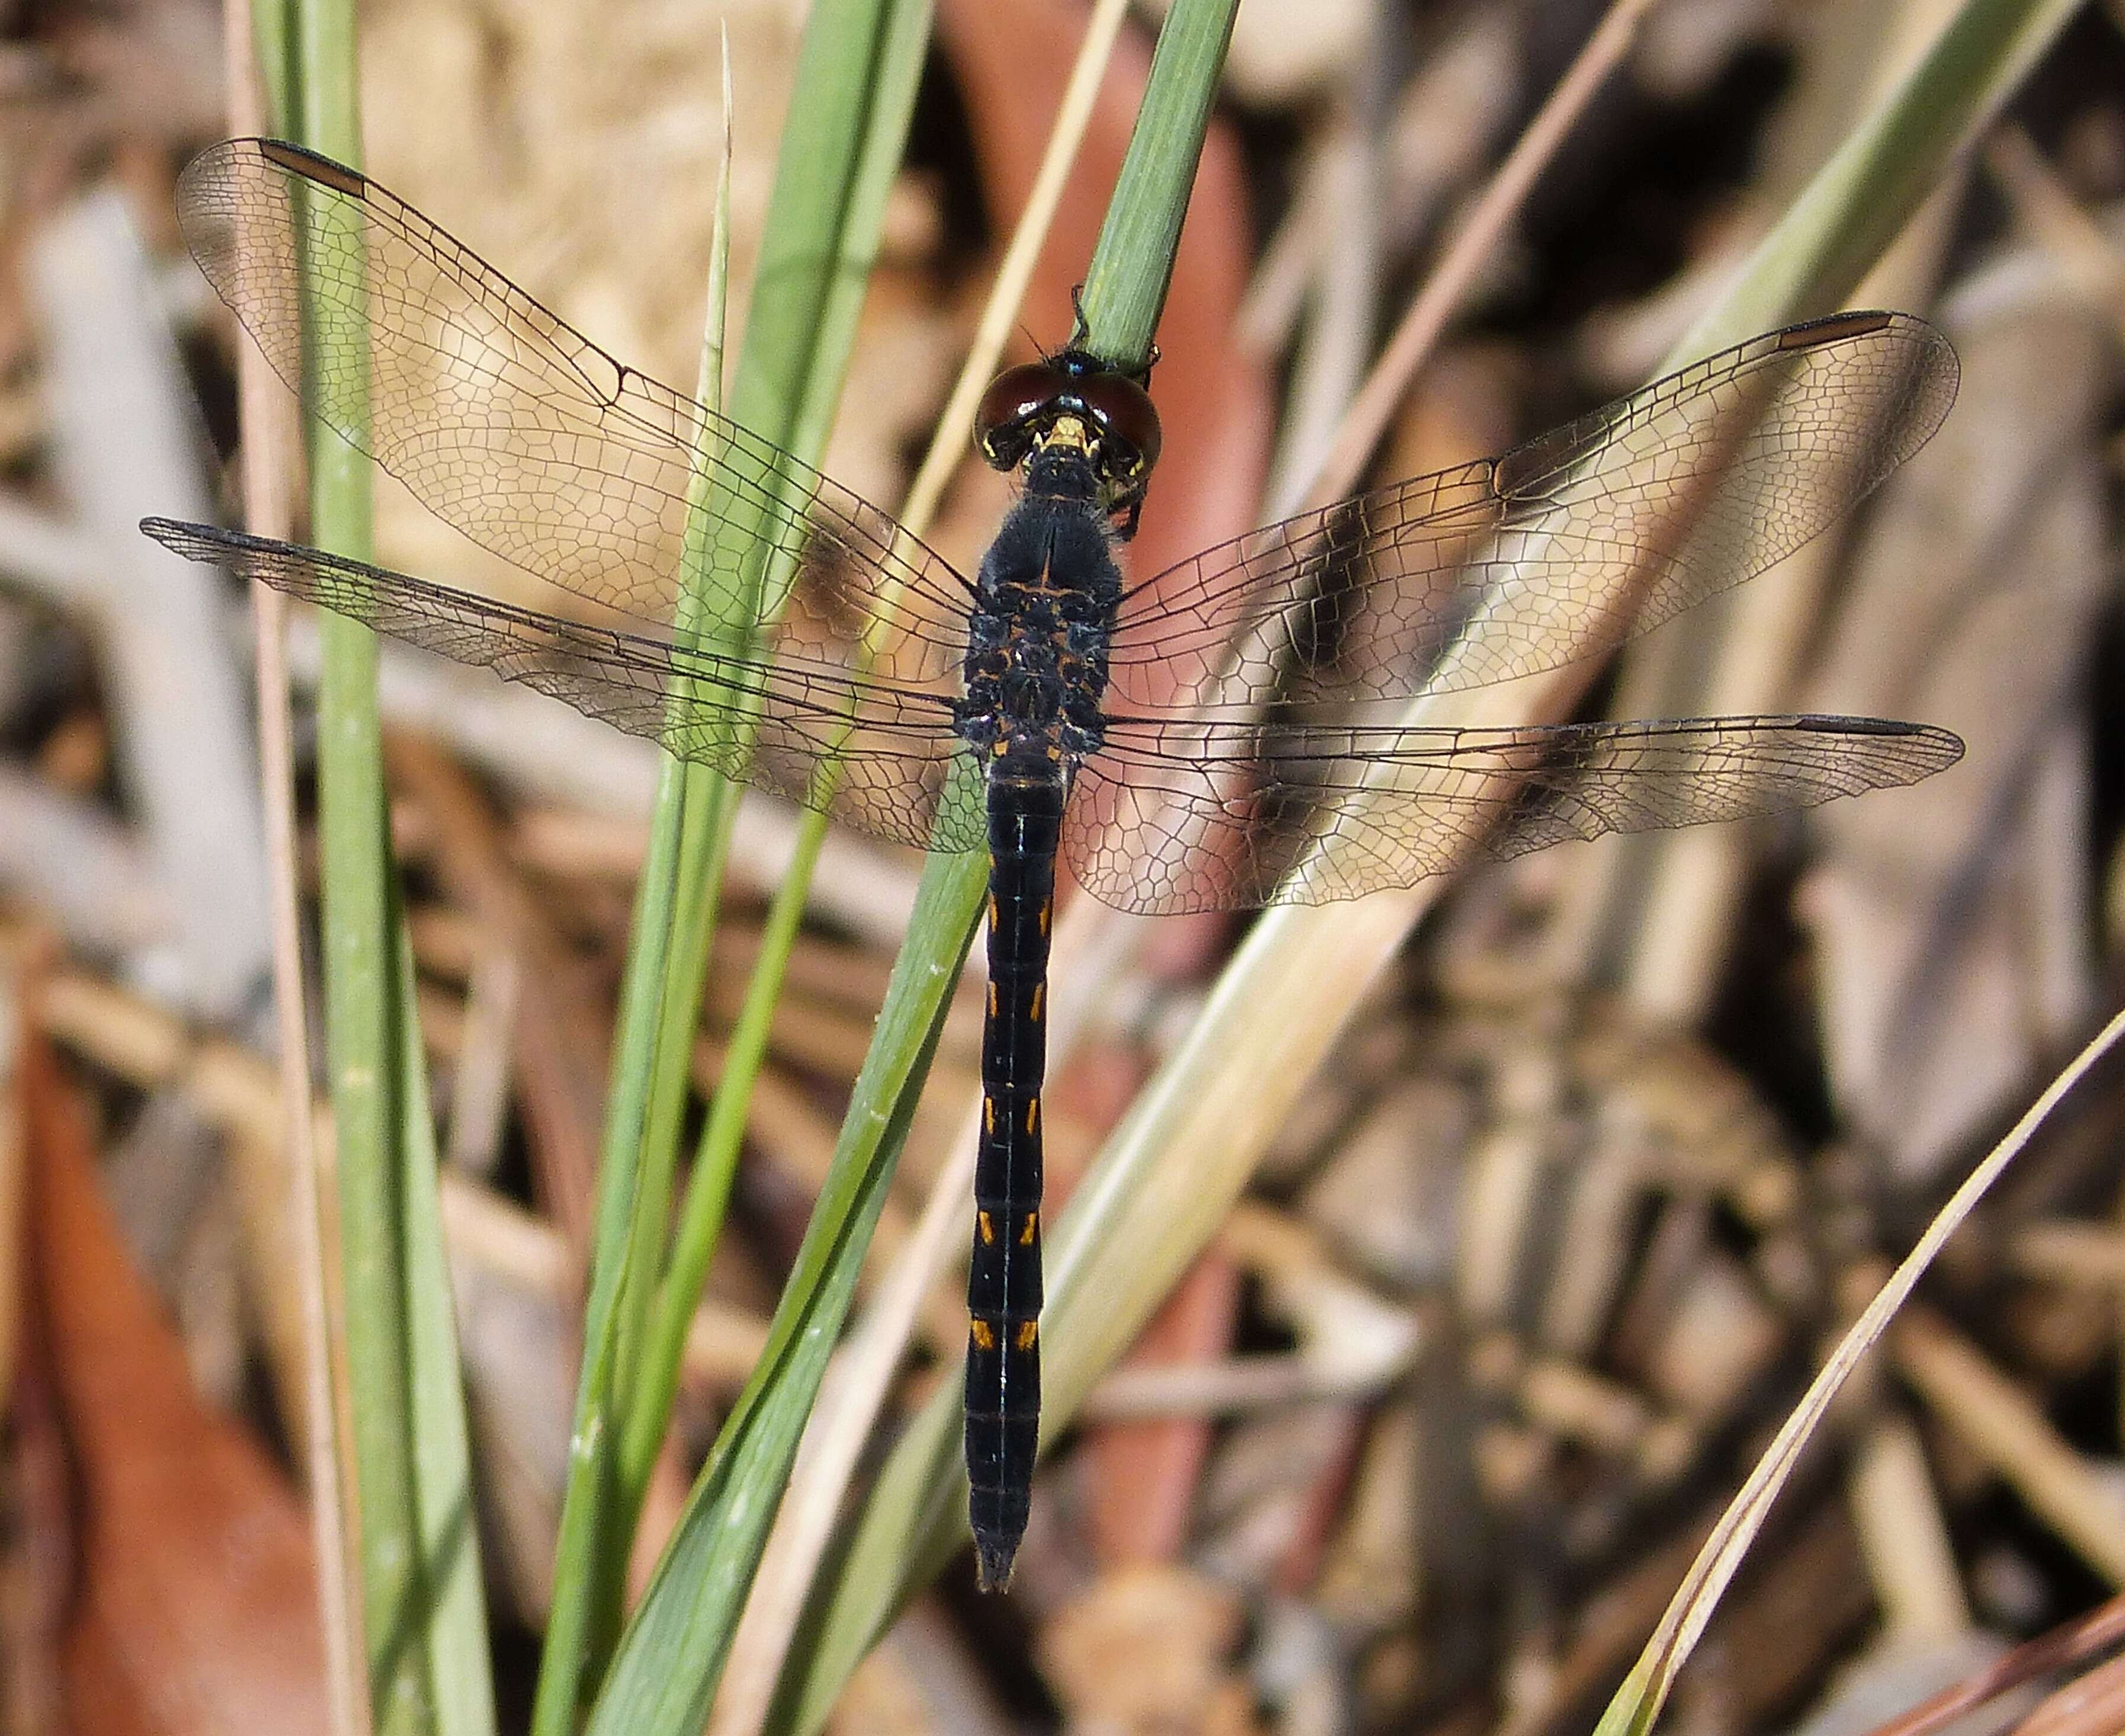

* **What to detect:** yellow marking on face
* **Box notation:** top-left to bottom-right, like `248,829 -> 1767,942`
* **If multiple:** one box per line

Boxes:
978,1210 -> 995,1246
970,1318 -> 996,1351
1028,984 -> 1044,1023
1024,1095 -> 1040,1136
992,739 -> 1008,758
983,1097 -> 996,1136
1019,1211 -> 1038,1246
1043,413 -> 1093,452
1015,1319 -> 1040,1351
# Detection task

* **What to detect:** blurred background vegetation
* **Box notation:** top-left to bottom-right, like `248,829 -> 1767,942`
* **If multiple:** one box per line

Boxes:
0,1 -> 2122,1732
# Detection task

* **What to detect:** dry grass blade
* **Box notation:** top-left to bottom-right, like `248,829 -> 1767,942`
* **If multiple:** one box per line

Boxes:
1893,1309 -> 2125,1586
1985,124 -> 2125,341
1579,0 -> 2085,1024
1592,1005 -> 2125,1736
225,0 -> 362,1727
1310,0 -> 1659,508
1865,1590 -> 2125,1736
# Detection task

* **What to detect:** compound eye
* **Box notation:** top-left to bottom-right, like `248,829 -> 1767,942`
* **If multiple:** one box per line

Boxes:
1079,371 -> 1162,475
974,363 -> 1069,466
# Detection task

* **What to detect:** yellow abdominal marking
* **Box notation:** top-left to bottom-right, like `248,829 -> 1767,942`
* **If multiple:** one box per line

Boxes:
1024,1096 -> 1040,1135
978,1210 -> 995,1246
1015,1320 -> 1040,1351
983,1097 -> 996,1135
1019,1211 -> 1038,1245
1038,896 -> 1051,937
1029,984 -> 1044,1022
988,982 -> 998,1018
970,1318 -> 996,1351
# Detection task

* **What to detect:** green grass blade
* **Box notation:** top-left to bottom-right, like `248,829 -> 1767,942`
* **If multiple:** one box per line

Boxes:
586,840 -> 983,1736
764,0 -> 2060,1722
607,17 -> 748,1562
618,816 -> 822,1504
623,15 -> 1148,1701
250,0 -> 288,156
535,0 -> 938,1723
1076,0 -> 1241,367
597,0 -> 943,1466
284,0 -> 493,1728
390,919 -> 498,1735
1669,0 -> 2083,361
529,745 -> 693,1733
627,0 -> 938,1440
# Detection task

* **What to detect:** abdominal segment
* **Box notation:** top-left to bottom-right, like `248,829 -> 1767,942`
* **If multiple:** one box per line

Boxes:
966,765 -> 1060,1591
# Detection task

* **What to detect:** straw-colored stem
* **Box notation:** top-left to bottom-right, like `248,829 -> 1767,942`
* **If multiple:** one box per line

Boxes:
230,0 -> 363,1723
1596,1005 -> 2125,1734
1311,0 -> 1660,510
289,7 -> 435,1727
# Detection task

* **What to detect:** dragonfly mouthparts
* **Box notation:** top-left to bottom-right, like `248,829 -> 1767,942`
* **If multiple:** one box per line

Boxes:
1025,440 -> 1101,503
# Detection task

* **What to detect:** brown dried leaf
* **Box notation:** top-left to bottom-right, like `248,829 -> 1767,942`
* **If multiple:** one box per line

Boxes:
1038,1563 -> 1258,1736
21,1014 -> 326,1734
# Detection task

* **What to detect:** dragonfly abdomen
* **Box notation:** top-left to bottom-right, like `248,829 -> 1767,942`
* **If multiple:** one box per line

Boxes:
966,760 -> 1062,1591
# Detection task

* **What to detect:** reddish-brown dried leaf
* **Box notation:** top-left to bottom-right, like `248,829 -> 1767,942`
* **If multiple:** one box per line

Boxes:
22,1016 -> 326,1734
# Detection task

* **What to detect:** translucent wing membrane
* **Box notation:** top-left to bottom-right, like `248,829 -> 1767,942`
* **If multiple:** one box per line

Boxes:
144,518 -> 986,853
1107,312 -> 1959,712
176,139 -> 974,683
159,136 -> 1963,915
1066,714 -> 1963,915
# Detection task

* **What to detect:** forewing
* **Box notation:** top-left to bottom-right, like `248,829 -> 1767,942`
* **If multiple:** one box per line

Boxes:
177,139 -> 972,686
145,519 -> 985,854
1105,313 -> 1959,709
1065,713 -> 1963,915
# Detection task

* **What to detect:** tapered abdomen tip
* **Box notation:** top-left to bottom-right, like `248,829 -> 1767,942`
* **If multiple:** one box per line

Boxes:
974,1533 -> 1021,1593
970,1482 -> 1030,1592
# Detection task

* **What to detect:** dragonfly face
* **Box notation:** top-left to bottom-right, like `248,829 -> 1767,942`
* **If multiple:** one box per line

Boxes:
140,138 -> 1967,1594
973,350 -> 1162,537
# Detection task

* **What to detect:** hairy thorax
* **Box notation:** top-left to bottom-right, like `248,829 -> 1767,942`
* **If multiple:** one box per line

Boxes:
957,480 -> 1123,772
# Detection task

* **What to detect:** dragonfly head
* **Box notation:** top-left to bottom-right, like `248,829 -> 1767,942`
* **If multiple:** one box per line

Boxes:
975,350 -> 1161,536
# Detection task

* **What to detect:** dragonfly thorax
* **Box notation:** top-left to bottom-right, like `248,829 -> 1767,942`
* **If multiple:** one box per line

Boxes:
956,459 -> 1121,770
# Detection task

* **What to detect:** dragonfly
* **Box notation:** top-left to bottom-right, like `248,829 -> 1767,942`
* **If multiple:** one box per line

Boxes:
143,139 -> 1963,1591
